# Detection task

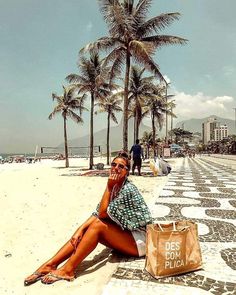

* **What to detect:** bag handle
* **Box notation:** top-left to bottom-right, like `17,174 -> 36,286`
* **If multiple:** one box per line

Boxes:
156,223 -> 164,231
157,221 -> 177,231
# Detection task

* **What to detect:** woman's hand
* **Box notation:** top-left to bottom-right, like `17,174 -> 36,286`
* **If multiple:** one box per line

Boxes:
70,227 -> 85,252
107,170 -> 119,191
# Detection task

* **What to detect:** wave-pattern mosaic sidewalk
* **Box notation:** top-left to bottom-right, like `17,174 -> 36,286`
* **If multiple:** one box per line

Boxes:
102,157 -> 236,295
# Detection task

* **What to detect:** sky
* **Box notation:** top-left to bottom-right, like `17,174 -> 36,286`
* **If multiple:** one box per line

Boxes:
0,0 -> 235,153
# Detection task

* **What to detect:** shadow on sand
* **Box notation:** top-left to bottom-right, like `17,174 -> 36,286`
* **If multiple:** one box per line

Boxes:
74,247 -> 143,278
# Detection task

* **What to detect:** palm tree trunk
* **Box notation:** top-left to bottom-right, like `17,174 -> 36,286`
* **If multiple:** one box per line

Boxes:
63,115 -> 69,168
151,111 -> 156,158
171,106 -> 173,143
135,116 -> 139,142
89,92 -> 95,169
135,101 -> 141,142
133,114 -> 136,144
107,111 -> 110,165
123,51 -> 131,151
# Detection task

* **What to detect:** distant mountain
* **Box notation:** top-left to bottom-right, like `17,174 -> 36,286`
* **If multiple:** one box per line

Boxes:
175,115 -> 235,134
59,118 -> 152,153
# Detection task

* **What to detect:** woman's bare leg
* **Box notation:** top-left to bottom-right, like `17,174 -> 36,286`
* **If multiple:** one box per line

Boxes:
41,218 -> 139,283
24,237 -> 75,282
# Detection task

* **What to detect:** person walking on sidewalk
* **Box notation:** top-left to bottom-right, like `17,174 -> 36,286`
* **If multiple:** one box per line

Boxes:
130,139 -> 143,176
24,151 -> 152,286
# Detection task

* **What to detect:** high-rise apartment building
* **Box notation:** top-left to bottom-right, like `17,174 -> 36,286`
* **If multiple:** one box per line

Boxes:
202,118 -> 218,144
214,125 -> 228,141
202,118 -> 228,144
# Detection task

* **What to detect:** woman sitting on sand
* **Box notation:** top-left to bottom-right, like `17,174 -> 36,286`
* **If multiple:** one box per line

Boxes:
24,151 -> 152,285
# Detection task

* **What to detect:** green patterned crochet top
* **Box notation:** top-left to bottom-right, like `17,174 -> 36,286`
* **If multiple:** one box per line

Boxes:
92,179 -> 152,231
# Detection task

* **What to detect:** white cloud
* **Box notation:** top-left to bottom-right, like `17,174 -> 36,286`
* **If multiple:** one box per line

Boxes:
173,91 -> 235,122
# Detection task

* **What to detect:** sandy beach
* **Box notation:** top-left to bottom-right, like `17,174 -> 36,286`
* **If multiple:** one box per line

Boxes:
0,157 -> 172,295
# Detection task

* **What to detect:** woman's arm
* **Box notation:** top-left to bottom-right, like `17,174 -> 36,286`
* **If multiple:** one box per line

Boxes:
98,186 -> 111,219
72,215 -> 96,237
98,170 -> 119,219
70,215 -> 97,249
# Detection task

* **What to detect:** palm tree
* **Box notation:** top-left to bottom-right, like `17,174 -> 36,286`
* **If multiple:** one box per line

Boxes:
149,97 -> 165,157
145,83 -> 170,156
66,51 -> 114,169
168,100 -> 177,143
128,102 -> 149,144
48,85 -> 87,168
82,0 -> 187,151
170,128 -> 192,144
128,65 -> 156,143
95,94 -> 123,164
141,131 -> 153,159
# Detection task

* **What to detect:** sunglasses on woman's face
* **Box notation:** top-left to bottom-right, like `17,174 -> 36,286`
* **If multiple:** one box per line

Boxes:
111,162 -> 128,170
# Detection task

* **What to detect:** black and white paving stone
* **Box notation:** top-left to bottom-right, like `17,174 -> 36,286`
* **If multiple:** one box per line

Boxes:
102,157 -> 236,295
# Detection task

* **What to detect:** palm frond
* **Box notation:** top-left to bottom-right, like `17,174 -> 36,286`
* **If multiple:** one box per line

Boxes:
79,85 -> 92,94
96,88 -> 111,99
52,93 -> 63,104
98,0 -> 119,22
95,107 -> 106,114
110,111 -> 119,124
128,93 -> 135,104
67,110 -> 84,124
48,110 -> 57,120
166,94 -> 175,100
110,90 -> 124,100
66,74 -> 82,84
80,37 -> 121,54
128,108 -> 135,119
134,0 -> 152,24
124,0 -> 134,15
49,85 -> 88,122
141,76 -> 155,83
98,0 -> 129,38
103,45 -> 126,66
141,106 -> 150,119
113,104 -> 123,112
130,40 -> 164,81
137,12 -> 181,36
78,93 -> 88,105
107,53 -> 124,84
70,99 -> 88,112
142,35 -> 188,48
48,105 -> 63,120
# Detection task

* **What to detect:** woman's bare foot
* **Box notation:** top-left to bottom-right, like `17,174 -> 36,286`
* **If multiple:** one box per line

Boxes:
41,268 -> 74,284
24,263 -> 57,286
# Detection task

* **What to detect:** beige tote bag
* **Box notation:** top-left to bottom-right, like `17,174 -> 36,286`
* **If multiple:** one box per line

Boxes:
145,221 -> 203,278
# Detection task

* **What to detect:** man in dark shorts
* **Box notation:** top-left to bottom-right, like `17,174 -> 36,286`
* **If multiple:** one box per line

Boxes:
130,139 -> 143,176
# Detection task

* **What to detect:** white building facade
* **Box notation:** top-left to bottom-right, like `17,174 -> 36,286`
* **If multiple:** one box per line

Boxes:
202,118 -> 228,144
214,125 -> 228,141
202,118 -> 218,144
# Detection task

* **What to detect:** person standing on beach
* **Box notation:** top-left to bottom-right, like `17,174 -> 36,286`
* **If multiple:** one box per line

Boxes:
129,139 -> 143,176
24,151 -> 152,285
